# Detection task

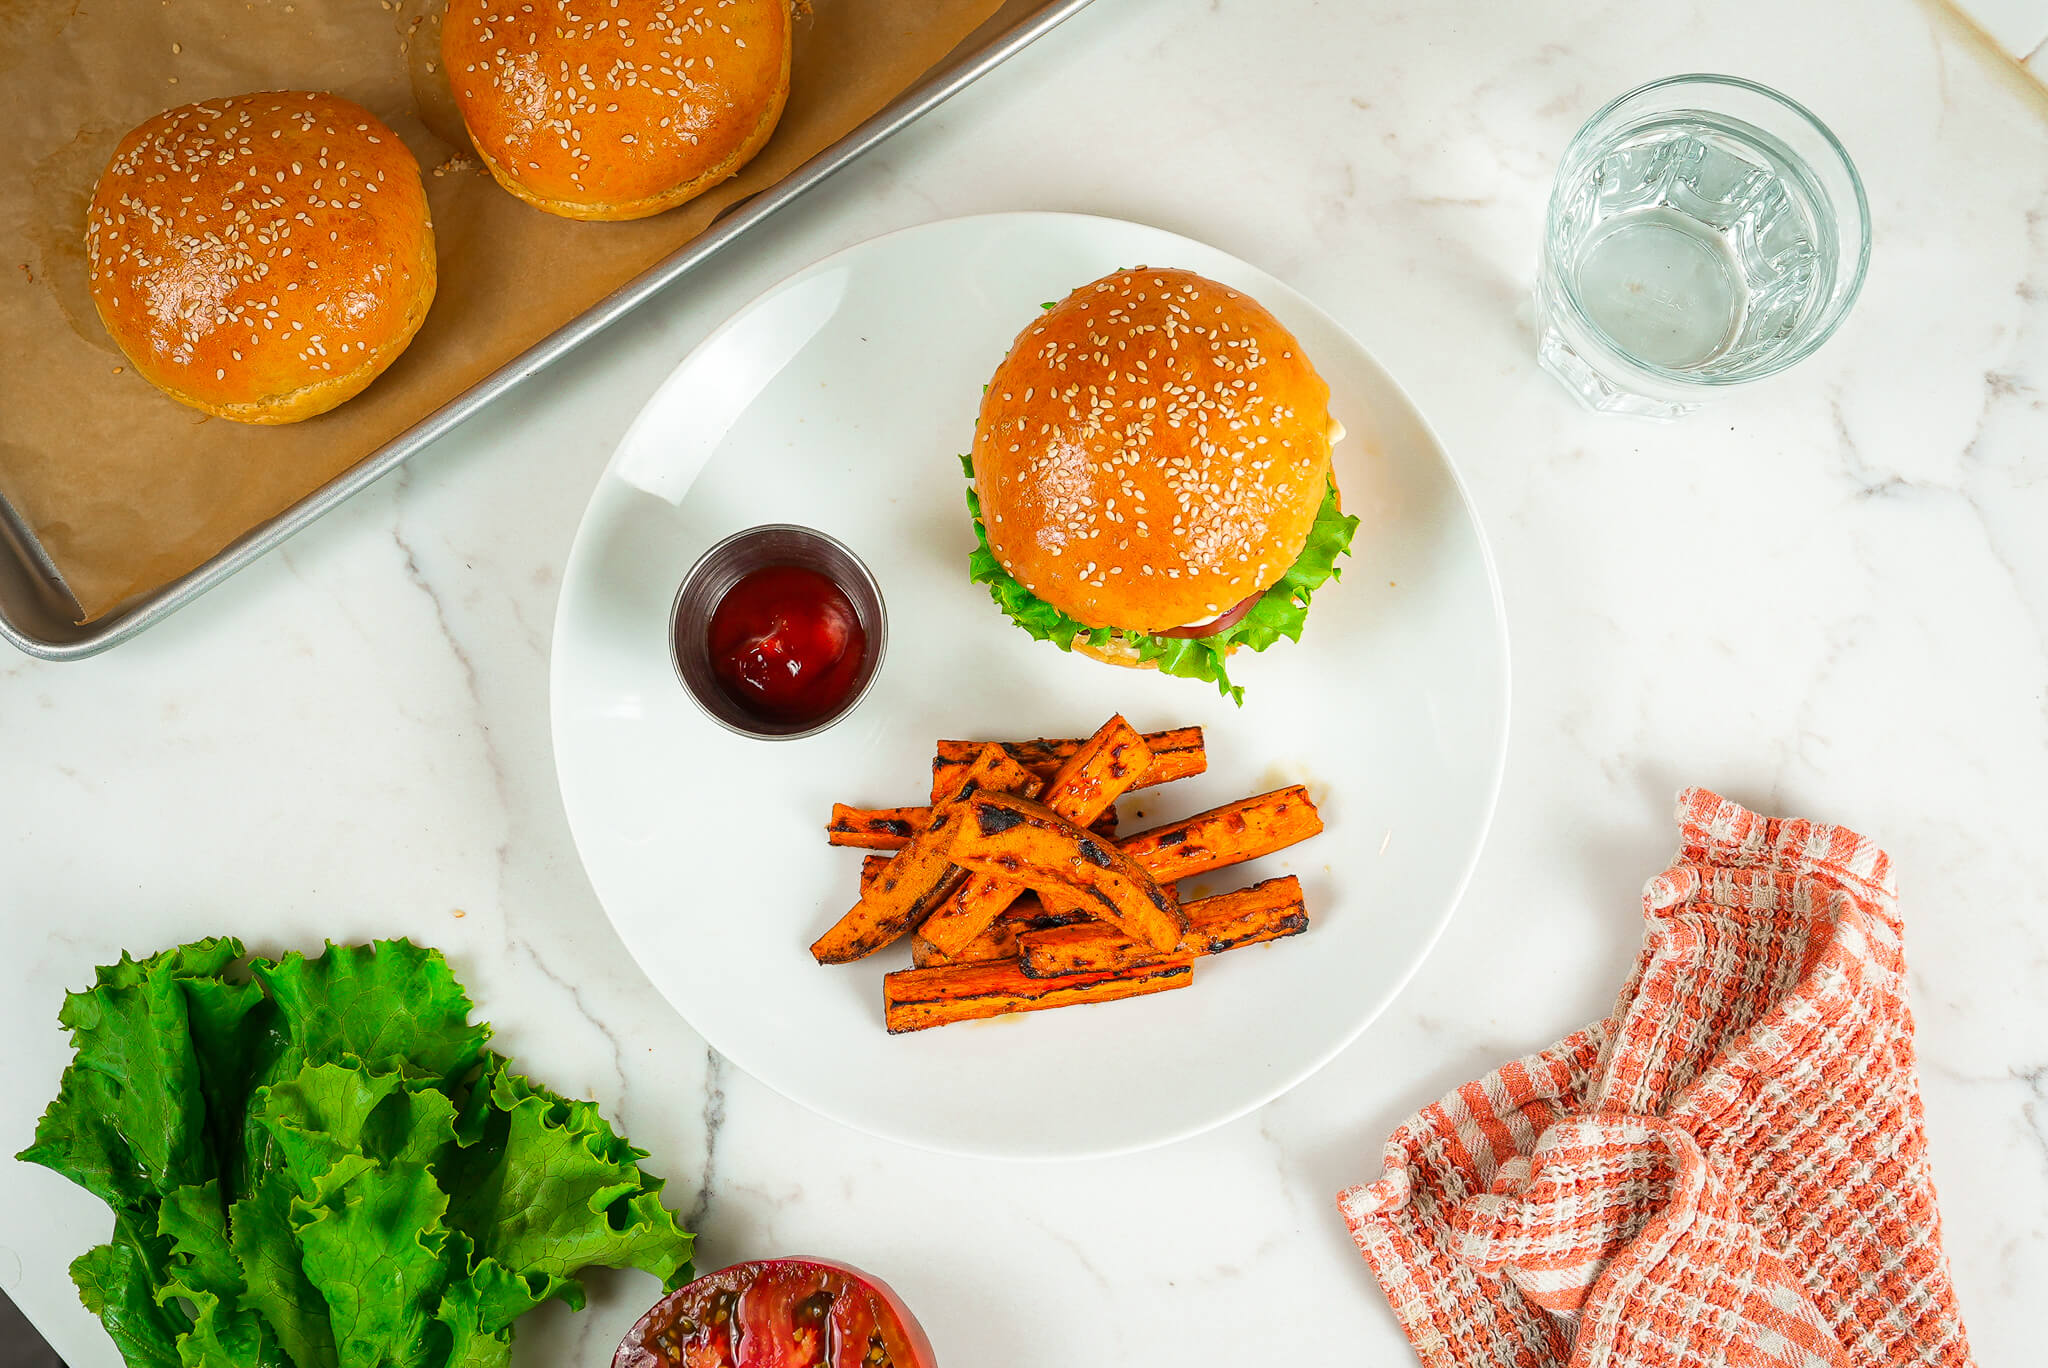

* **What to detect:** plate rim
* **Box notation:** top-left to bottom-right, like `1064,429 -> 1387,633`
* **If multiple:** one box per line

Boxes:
548,210 -> 1513,1160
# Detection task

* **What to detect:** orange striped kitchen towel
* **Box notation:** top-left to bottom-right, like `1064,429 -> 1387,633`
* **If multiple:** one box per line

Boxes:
1339,788 -> 1973,1368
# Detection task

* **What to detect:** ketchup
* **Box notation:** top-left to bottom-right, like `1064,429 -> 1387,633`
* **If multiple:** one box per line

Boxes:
701,565 -> 867,726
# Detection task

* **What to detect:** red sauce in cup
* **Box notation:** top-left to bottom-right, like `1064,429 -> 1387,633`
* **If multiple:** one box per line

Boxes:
701,565 -> 868,726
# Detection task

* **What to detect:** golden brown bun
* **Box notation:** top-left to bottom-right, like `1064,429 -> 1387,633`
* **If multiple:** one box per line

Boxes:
86,92 -> 436,425
972,268 -> 1335,634
442,0 -> 792,221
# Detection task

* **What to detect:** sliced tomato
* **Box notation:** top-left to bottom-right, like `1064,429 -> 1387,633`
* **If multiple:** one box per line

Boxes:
614,1258 -> 937,1368
1155,591 -> 1262,639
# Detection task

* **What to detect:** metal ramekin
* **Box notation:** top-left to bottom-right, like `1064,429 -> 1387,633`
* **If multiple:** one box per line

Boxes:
668,524 -> 887,741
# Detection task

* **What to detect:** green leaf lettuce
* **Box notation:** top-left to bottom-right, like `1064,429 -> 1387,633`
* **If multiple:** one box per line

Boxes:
19,939 -> 693,1368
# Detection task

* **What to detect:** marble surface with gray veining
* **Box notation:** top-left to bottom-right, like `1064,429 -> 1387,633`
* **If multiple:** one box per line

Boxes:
3,1 -> 2044,1364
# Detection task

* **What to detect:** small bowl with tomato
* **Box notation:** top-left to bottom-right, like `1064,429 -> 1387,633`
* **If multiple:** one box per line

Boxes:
670,524 -> 887,741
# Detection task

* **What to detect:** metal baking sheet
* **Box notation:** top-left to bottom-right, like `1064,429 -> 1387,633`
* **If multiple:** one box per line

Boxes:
0,0 -> 1094,661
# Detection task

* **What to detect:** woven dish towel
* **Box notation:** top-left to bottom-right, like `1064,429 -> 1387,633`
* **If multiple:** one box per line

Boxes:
1339,788 -> 1973,1368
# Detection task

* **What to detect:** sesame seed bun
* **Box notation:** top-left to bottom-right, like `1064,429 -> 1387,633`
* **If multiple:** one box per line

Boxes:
86,92 -> 436,426
972,267 -> 1336,635
442,0 -> 792,222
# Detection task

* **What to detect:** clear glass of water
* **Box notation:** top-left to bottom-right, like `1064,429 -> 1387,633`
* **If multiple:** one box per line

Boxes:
1537,74 -> 1870,418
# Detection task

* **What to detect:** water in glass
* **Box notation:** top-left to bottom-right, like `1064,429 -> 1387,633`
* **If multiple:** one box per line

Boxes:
1553,117 -> 1835,378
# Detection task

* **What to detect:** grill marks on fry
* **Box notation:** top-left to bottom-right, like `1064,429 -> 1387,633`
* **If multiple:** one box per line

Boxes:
1074,836 -> 1114,869
973,805 -> 1028,837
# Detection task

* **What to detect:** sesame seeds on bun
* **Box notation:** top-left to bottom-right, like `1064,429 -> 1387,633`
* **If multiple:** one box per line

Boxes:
971,267 -> 1337,636
442,0 -> 793,222
85,92 -> 436,425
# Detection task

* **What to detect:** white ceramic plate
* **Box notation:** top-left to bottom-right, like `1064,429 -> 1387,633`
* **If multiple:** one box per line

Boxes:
551,213 -> 1508,1159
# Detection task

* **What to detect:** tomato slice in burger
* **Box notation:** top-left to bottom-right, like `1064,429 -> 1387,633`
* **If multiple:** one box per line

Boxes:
1156,590 -> 1263,639
614,1258 -> 937,1368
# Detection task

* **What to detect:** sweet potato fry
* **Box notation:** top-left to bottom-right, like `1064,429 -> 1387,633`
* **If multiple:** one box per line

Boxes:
1117,785 -> 1323,884
872,788 -> 1318,935
909,919 -> 1018,967
1017,876 -> 1308,977
859,853 -> 890,892
810,746 -> 1040,965
883,958 -> 1191,1033
930,726 -> 1205,802
909,892 -> 1096,966
946,792 -> 1187,952
831,804 -> 1118,852
1002,892 -> 1091,929
918,716 -> 1152,957
827,805 -> 928,850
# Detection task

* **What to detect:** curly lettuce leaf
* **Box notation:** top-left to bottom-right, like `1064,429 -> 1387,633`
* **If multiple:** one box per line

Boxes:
236,941 -> 488,1197
72,1229 -> 184,1368
254,941 -> 491,1086
429,1241 -> 545,1368
254,1062 -> 458,1199
293,1160 -> 456,1368
22,939 -> 693,1368
230,1183 -> 338,1368
157,1183 -> 288,1368
962,454 -> 1359,703
442,1060 -> 695,1306
20,939 -> 244,1218
179,970 -> 274,1198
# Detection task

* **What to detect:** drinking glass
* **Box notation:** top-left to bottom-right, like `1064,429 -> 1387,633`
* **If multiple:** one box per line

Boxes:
1536,74 -> 1870,418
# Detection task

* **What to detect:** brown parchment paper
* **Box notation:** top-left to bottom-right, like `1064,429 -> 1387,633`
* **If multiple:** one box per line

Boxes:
0,0 -> 1007,621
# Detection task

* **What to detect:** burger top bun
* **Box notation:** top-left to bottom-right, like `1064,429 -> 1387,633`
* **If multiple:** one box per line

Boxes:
85,91 -> 435,425
442,0 -> 793,221
971,267 -> 1336,635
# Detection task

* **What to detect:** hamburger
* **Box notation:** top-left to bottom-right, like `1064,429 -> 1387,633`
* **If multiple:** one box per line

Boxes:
965,267 -> 1358,703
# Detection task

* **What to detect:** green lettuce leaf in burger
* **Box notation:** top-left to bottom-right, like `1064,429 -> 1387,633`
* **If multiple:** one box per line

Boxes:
963,266 -> 1359,704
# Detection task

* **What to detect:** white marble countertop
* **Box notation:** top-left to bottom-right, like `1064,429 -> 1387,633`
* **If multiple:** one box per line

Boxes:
5,1 -> 2044,1364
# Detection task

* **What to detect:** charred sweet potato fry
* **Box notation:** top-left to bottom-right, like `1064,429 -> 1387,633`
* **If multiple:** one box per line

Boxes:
827,805 -> 928,850
883,958 -> 1191,1033
946,792 -> 1187,953
930,727 -> 1205,803
909,919 -> 1019,968
919,717 -> 1152,957
1003,892 -> 1091,929
910,891 -> 1103,966
810,746 -> 1040,965
831,804 -> 1118,852
861,853 -> 1123,904
826,721 -> 1320,1034
1017,876 -> 1308,977
864,789 -> 1318,906
1117,786 -> 1323,884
